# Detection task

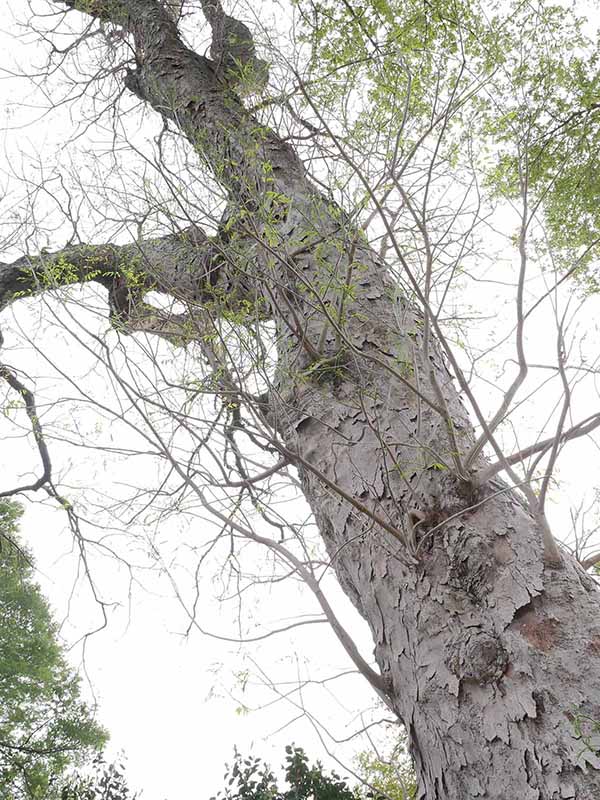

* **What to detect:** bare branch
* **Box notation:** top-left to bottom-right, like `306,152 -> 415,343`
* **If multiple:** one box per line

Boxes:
0,364 -> 52,497
476,413 -> 600,484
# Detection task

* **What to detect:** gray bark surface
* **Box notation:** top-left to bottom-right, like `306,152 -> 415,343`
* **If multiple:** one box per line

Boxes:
1,2 -> 600,797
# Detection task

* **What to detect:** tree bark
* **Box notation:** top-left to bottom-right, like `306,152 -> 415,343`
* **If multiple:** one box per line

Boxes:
2,2 -> 600,797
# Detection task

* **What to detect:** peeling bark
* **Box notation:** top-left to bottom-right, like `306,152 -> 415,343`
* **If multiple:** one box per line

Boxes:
1,2 -> 600,797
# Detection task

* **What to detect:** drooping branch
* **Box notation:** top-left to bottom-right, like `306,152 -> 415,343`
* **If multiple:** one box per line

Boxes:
183,480 -> 392,705
0,364 -> 52,497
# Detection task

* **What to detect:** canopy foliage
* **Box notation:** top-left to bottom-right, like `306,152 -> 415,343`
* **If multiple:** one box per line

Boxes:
294,0 -> 600,274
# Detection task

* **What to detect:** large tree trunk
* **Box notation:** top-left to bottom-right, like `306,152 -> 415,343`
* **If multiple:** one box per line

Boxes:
2,2 -> 600,797
264,189 -> 600,800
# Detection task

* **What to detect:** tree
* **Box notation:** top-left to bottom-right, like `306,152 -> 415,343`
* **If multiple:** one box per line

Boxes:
356,733 -> 416,800
60,756 -> 138,800
1,1 -> 600,798
0,500 -> 107,799
214,746 -> 362,800
214,743 -> 416,800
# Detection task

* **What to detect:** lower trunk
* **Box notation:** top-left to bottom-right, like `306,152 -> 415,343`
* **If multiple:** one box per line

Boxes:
316,481 -> 600,798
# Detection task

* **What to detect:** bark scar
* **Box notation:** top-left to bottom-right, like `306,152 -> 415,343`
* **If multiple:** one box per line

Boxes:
515,607 -> 561,653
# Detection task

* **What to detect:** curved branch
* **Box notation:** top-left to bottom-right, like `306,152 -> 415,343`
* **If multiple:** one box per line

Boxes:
1,228 -> 197,307
61,0 -> 298,198
475,411 -> 600,485
182,483 -> 392,706
581,551 -> 600,572
0,365 -> 52,497
199,0 -> 268,94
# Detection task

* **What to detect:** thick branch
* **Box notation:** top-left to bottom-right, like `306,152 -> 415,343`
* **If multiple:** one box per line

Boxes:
581,551 -> 600,571
199,0 -> 269,94
0,226 -> 260,323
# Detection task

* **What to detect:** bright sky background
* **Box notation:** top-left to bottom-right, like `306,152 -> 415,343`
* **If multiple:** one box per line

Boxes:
1,299 -> 383,800
2,1 -> 600,798
0,4 -> 386,797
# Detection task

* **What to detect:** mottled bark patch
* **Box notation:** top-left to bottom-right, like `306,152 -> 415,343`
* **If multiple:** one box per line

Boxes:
515,607 -> 561,652
493,533 -> 515,565
586,635 -> 600,656
446,531 -> 493,602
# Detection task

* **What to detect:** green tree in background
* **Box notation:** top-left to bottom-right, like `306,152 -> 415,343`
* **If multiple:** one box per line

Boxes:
355,733 -> 416,800
214,746 -> 357,800
0,500 -> 107,799
59,757 -> 138,800
213,744 -> 416,800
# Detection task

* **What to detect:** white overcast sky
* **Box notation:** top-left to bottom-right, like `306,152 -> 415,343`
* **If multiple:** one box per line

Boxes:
2,2 -> 600,798
0,6 -> 387,796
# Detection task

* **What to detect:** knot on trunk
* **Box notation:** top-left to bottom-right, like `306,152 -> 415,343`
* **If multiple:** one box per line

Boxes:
446,532 -> 493,602
446,630 -> 508,685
